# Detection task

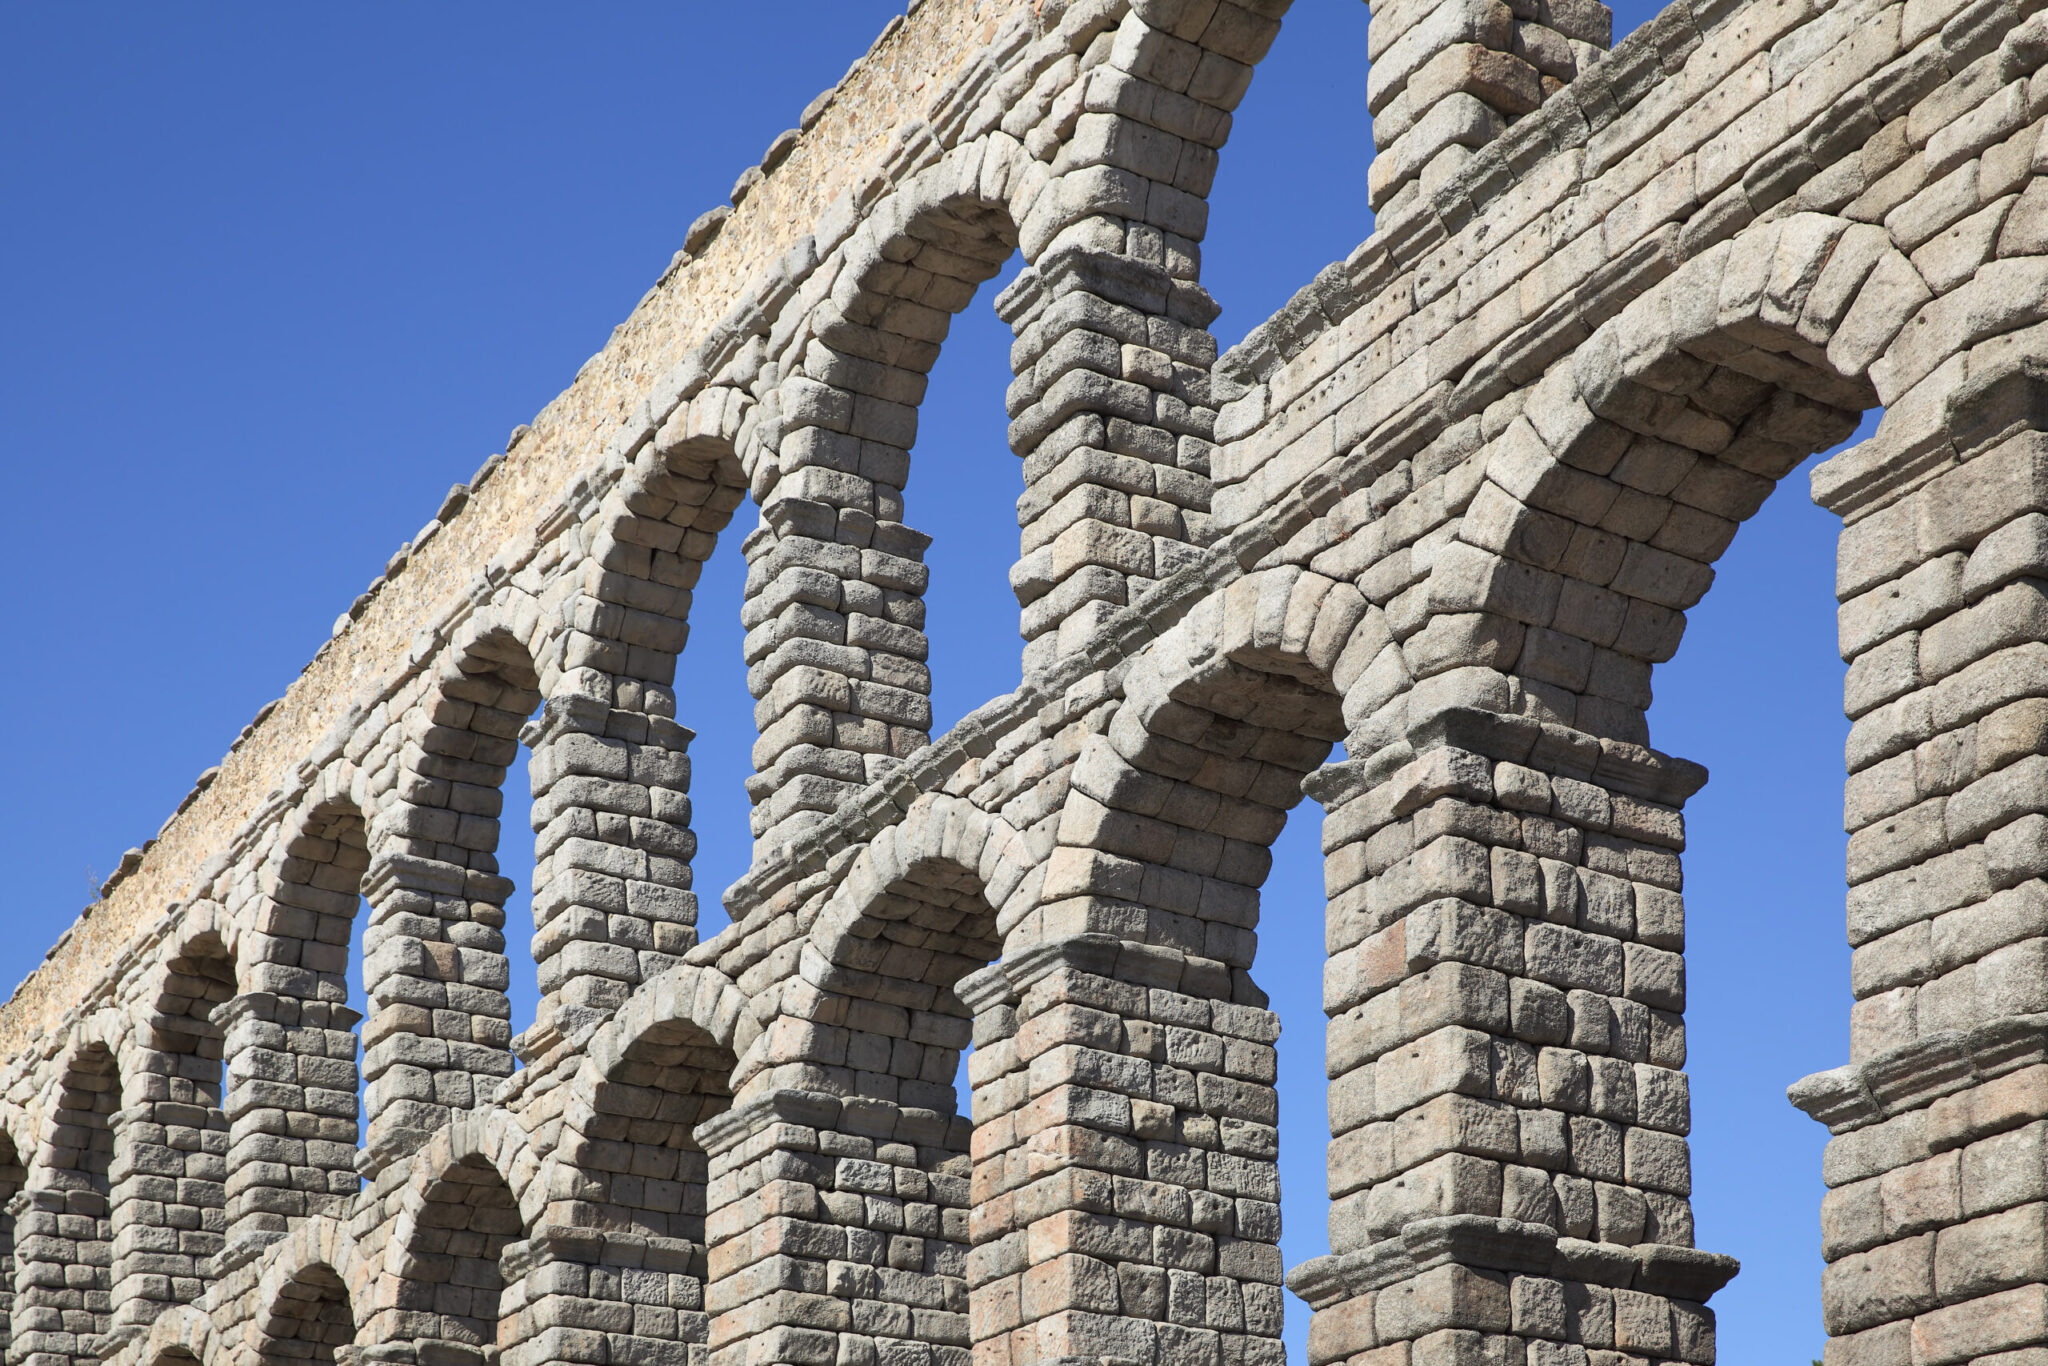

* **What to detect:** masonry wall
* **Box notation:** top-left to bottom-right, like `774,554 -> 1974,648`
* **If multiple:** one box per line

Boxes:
7,0 -> 2048,1364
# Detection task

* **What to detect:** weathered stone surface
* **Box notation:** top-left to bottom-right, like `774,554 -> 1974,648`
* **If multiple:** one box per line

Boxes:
9,0 -> 2048,1364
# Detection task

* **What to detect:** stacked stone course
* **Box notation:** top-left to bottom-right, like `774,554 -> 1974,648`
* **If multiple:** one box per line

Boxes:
12,0 -> 2048,1363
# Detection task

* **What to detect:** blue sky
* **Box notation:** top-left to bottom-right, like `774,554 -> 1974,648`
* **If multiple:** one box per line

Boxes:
2,4 -> 1847,1362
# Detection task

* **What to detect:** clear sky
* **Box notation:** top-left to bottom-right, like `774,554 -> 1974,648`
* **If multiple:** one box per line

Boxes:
2,4 -> 1850,1362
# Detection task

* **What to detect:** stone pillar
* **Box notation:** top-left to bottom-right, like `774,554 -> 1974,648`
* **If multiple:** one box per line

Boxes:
1000,246 -> 1222,684
498,1227 -> 707,1366
959,935 -> 1285,1366
1294,717 -> 1735,1366
1794,377 -> 2048,1365
740,504 -> 935,852
697,1091 -> 971,1366
1363,0 -> 1611,216
524,691 -> 699,1046
217,993 -> 360,1265
107,1078 -> 228,1330
12,1051 -> 119,1366
9,1190 -> 71,1366
359,852 -> 515,1166
9,1186 -> 109,1366
997,0 -> 1313,682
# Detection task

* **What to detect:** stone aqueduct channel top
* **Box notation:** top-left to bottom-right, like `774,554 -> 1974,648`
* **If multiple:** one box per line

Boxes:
10,0 -> 2048,1364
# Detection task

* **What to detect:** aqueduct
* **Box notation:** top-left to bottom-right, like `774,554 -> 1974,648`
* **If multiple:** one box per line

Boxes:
8,0 -> 2048,1362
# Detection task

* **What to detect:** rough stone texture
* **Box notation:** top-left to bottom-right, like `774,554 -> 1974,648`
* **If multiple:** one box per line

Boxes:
6,0 -> 2048,1363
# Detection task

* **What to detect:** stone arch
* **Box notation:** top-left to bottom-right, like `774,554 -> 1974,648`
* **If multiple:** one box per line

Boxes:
1420,212 -> 1890,757
249,768 -> 369,991
162,899 -> 243,979
1592,198 -> 2048,1366
253,1270 -> 353,1366
1284,204 -> 2048,1361
1096,561 -> 1367,999
522,381 -> 749,1056
245,1218 -> 362,1366
577,379 -> 749,819
533,967 -> 746,1366
999,565 -> 1368,968
959,565 -> 1366,1366
383,1111 -> 546,1267
16,1027 -> 128,1366
1115,565 -> 1368,758
1285,216 -> 1900,1297
372,1119 -> 535,1364
554,964 -> 747,1242
584,962 -> 756,1072
120,1305 -> 224,1366
250,794 -> 369,1017
809,796 -> 1035,975
220,791 -> 370,1255
750,792 -> 1031,1115
740,150 -> 1029,855
700,792 -> 1024,1366
110,916 -> 238,1333
360,616 -> 541,1159
596,382 -> 751,709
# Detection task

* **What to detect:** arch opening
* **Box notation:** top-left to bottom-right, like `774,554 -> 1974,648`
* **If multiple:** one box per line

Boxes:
1282,211 -> 1939,1364
740,188 -> 1021,854
622,417 -> 750,905
743,841 -> 997,1366
253,1262 -> 354,1366
583,1016 -> 734,1249
961,589 -> 1353,1366
362,627 -> 538,1158
224,799 -> 370,1256
1638,432 -> 1865,1360
816,854 -> 995,1118
17,1044 -> 120,1366
112,932 -> 236,1331
390,1156 -> 522,1364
